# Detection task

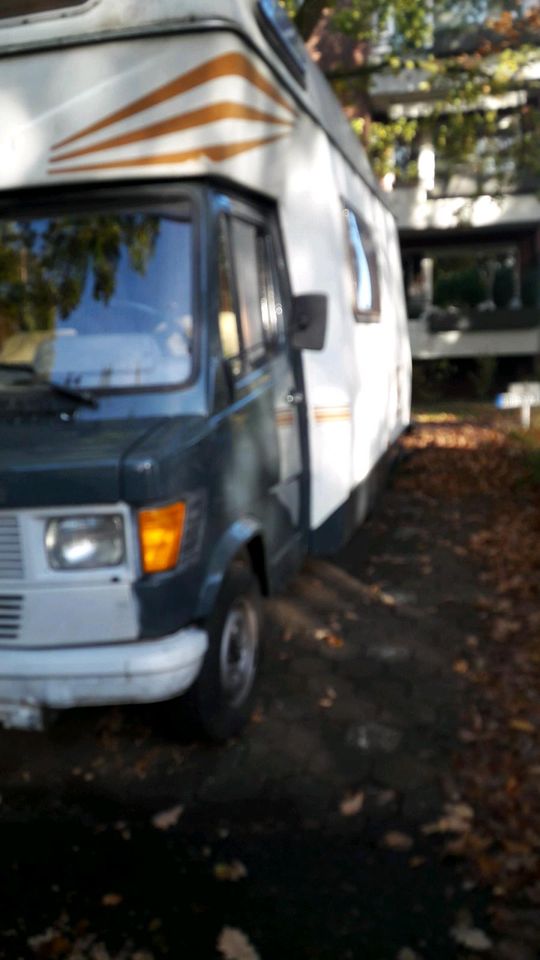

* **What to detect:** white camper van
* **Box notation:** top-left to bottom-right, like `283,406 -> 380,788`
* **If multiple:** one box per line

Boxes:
0,0 -> 411,737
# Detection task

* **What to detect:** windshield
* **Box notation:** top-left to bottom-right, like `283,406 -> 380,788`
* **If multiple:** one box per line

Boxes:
0,212 -> 194,391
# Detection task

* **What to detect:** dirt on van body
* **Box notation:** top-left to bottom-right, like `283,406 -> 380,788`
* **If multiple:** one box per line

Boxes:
0,409 -> 539,960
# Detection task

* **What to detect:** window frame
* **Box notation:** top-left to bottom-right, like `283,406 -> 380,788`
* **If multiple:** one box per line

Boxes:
256,0 -> 307,86
217,205 -> 287,383
216,214 -> 245,379
343,204 -> 381,323
229,215 -> 269,371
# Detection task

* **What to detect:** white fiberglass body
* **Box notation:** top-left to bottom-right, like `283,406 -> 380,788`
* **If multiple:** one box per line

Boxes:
0,0 -> 411,533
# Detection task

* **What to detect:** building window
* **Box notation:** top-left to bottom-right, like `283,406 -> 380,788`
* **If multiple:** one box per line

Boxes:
344,207 -> 381,321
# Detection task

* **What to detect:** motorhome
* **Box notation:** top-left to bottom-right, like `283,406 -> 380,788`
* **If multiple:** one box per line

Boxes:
0,0 -> 411,738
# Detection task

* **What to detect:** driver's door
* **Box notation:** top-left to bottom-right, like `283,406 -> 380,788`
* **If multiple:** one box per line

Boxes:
216,198 -> 306,565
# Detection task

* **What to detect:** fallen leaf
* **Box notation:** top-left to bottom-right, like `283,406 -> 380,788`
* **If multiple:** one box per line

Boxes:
449,803 -> 474,820
101,893 -> 123,908
339,790 -> 365,817
376,789 -> 397,807
151,803 -> 184,831
319,687 -> 337,708
325,633 -> 344,649
509,718 -> 535,734
381,831 -> 414,851
422,802 -> 474,835
28,928 -> 58,951
217,927 -> 260,960
213,860 -> 248,882
450,925 -> 492,951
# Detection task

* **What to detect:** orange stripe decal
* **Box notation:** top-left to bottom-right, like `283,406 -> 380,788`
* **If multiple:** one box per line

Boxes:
314,407 -> 351,423
276,411 -> 295,427
48,134 -> 289,175
52,52 -> 296,152
50,102 -> 293,165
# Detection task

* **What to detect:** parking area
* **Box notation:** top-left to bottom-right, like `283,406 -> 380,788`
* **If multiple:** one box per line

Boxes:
0,434 -> 495,960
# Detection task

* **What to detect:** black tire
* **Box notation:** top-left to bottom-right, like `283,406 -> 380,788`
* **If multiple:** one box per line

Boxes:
181,563 -> 262,741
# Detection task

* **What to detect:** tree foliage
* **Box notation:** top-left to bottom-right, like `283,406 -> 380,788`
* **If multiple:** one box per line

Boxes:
0,214 -> 159,337
282,1 -> 540,185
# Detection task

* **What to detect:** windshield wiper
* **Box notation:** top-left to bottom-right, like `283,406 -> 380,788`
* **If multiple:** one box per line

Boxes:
0,365 -> 97,408
0,361 -> 35,375
44,380 -> 98,409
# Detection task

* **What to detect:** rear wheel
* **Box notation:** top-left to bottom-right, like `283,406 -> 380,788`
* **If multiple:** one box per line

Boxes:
181,562 -> 262,741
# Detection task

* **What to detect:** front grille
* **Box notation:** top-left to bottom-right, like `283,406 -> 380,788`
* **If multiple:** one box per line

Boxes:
0,515 -> 24,580
0,594 -> 23,641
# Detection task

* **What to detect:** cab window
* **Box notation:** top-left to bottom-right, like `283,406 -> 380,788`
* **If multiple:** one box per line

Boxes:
218,214 -> 284,379
217,222 -> 242,377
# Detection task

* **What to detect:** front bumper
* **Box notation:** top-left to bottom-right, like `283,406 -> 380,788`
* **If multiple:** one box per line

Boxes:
0,626 -> 208,729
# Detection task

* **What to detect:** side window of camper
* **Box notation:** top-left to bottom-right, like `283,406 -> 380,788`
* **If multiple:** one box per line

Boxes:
344,207 -> 381,321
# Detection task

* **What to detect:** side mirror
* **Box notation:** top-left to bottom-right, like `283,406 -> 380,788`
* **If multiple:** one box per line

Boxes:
291,294 -> 327,351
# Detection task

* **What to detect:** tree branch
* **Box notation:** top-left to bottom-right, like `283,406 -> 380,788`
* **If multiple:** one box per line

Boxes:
294,0 -> 334,42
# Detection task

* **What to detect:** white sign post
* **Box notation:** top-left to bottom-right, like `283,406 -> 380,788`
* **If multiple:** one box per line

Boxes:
496,382 -> 540,429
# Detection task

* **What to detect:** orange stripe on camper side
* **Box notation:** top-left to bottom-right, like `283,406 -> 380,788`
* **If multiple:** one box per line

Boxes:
275,411 -> 295,427
50,102 -> 294,165
313,407 -> 352,423
51,52 -> 297,152
48,133 -> 289,175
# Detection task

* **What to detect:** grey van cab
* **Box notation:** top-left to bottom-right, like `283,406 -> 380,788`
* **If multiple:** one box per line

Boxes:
0,184 -> 325,738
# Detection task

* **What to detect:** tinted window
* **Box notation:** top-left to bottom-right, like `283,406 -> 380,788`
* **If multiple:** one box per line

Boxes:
0,0 -> 88,18
258,0 -> 306,81
257,233 -> 285,345
345,207 -> 380,320
0,212 -> 193,390
231,219 -> 267,367
217,222 -> 242,372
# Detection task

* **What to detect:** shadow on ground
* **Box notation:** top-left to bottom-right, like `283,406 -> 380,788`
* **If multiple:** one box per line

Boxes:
0,461 -> 492,960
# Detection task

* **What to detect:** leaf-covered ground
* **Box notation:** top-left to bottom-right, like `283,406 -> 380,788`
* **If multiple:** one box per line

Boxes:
399,409 -> 540,955
0,406 -> 539,960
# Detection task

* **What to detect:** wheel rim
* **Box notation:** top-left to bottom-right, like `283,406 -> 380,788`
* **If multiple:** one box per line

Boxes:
219,597 -> 258,707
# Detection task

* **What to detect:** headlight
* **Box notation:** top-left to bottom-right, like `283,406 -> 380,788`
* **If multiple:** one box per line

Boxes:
45,515 -> 125,570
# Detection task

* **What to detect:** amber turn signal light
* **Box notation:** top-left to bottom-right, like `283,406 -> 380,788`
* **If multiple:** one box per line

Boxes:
138,502 -> 186,574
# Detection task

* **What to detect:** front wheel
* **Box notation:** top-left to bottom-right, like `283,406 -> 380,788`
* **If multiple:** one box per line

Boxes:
181,563 -> 262,741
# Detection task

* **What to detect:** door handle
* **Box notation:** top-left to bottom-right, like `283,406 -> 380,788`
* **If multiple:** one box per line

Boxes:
286,391 -> 304,406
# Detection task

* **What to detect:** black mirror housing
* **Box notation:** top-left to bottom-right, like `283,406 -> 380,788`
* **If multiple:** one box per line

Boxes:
291,293 -> 327,351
